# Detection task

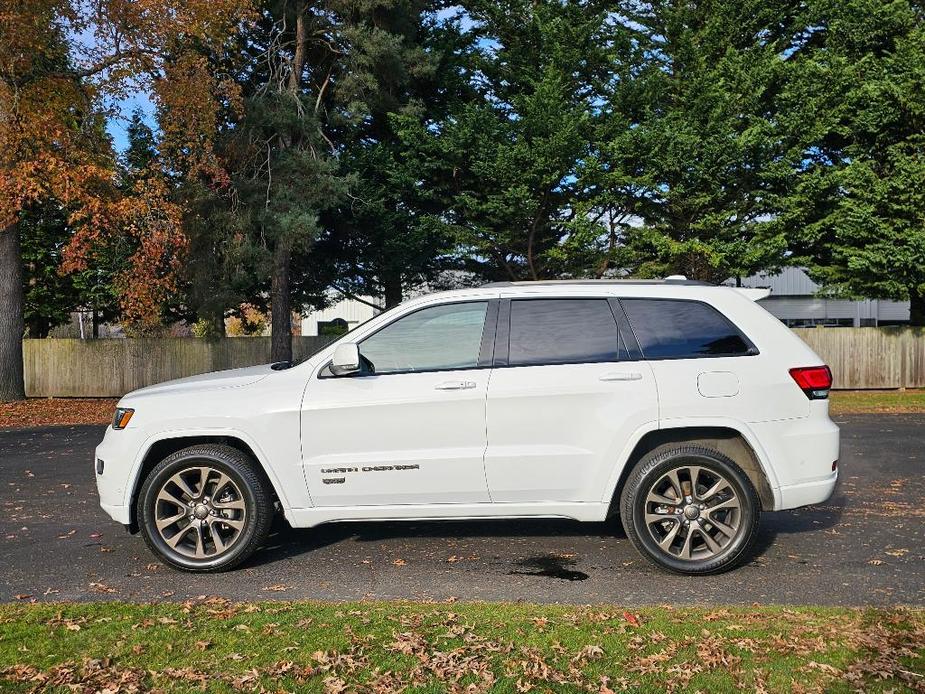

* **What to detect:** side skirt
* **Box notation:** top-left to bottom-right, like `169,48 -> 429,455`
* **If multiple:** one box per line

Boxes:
285,502 -> 610,528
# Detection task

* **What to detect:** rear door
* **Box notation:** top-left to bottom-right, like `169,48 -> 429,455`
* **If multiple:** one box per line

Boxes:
484,296 -> 658,503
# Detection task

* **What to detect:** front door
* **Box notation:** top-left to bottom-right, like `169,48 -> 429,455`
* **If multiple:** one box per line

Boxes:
301,300 -> 496,507
485,297 -> 658,503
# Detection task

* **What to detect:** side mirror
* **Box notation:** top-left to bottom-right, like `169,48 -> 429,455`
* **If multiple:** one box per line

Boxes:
330,342 -> 361,376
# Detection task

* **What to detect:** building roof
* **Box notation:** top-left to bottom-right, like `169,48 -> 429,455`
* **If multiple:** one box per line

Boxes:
727,267 -> 819,296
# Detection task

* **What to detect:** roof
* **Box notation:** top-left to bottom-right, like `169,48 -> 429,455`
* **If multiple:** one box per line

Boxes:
482,278 -> 712,288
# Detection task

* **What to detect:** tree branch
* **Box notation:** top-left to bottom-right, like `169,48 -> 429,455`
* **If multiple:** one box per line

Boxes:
330,284 -> 385,311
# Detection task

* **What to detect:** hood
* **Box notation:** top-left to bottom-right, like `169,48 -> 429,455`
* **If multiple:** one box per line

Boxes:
125,363 -> 276,399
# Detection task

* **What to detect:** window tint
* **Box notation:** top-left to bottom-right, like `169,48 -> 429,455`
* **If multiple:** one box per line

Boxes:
359,302 -> 488,374
508,299 -> 621,366
621,299 -> 752,359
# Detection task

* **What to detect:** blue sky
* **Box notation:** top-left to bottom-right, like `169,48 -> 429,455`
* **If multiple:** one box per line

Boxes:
107,91 -> 155,152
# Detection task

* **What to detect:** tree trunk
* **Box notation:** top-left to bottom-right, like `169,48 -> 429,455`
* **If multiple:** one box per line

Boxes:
910,289 -> 925,327
288,1 -> 307,93
0,224 -> 26,401
266,0 -> 304,364
383,272 -> 402,309
92,309 -> 100,338
212,310 -> 226,338
271,238 -> 293,362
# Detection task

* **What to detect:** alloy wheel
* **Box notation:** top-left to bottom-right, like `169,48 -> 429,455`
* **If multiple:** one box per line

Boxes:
153,466 -> 247,559
643,464 -> 742,561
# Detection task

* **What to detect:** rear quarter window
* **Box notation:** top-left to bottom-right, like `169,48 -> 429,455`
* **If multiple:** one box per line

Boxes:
621,298 -> 755,359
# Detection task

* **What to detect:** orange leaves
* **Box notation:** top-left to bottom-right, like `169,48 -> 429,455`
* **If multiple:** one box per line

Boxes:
1,0 -> 255,327
111,177 -> 189,329
155,52 -> 237,189
0,398 -> 117,428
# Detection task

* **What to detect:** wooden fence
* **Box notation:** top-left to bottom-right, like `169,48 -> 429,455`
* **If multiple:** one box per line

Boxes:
792,327 -> 925,390
23,337 -> 334,397
20,327 -> 925,396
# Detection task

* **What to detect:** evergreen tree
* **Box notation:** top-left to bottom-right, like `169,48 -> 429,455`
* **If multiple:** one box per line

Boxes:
396,0 -> 613,281
782,0 -> 925,323
582,0 -> 802,283
311,3 -> 472,308
123,109 -> 158,177
19,201 -> 80,338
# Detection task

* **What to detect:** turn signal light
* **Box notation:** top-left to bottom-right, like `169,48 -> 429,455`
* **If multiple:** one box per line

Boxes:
789,366 -> 833,400
112,407 -> 135,429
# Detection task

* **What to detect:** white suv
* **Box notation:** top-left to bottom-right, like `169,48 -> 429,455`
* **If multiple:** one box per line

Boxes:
95,280 -> 839,574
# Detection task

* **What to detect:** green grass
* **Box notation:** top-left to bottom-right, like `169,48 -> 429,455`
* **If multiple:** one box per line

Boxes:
0,601 -> 922,692
829,388 -> 925,414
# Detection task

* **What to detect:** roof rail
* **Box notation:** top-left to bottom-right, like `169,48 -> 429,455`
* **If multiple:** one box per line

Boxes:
481,277 -> 713,288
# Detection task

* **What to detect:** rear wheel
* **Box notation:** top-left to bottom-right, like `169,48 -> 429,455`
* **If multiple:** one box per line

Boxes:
619,446 -> 759,574
137,444 -> 274,572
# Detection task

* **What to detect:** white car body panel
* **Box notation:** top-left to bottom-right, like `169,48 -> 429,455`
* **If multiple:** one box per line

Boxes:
484,360 -> 658,502
95,282 -> 839,533
300,366 -> 492,506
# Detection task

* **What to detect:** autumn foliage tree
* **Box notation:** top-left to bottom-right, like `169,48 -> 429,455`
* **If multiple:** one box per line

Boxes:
0,0 -> 253,400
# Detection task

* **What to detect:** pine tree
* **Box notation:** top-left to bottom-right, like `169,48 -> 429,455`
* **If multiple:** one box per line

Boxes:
782,0 -> 925,323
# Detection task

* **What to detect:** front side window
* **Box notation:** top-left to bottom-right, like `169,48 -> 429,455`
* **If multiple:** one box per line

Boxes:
359,301 -> 488,374
508,299 -> 622,366
621,299 -> 753,359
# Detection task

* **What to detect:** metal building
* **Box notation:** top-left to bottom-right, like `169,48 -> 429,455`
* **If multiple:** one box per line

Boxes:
730,267 -> 910,327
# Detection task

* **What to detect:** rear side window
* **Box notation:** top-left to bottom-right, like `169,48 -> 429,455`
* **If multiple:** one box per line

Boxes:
621,299 -> 754,359
508,299 -> 622,366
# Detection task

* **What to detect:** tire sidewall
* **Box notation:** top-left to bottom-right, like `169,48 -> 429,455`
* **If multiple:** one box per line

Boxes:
625,449 -> 759,574
138,451 -> 262,571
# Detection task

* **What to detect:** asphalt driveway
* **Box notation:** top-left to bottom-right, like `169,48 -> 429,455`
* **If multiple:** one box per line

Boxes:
1,415 -> 922,605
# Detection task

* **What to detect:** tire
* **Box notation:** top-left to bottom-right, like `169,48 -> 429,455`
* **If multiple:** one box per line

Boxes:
619,445 -> 760,575
137,444 -> 274,572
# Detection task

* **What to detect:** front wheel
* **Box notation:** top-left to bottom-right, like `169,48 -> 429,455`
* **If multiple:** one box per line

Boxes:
137,444 -> 274,572
619,446 -> 760,574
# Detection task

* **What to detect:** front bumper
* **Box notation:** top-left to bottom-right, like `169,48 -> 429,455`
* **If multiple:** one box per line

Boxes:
94,425 -> 144,525
100,501 -> 132,525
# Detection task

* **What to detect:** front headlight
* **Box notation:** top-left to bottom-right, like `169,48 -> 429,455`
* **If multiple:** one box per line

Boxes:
112,407 -> 135,430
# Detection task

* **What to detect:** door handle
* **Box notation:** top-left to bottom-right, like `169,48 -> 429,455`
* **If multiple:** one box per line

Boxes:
599,372 -> 643,382
434,380 -> 477,390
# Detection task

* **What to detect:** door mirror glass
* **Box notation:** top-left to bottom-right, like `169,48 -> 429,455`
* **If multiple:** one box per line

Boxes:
330,342 -> 361,376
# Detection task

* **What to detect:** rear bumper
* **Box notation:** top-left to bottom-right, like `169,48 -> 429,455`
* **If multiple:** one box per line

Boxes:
749,409 -> 840,510
778,469 -> 838,509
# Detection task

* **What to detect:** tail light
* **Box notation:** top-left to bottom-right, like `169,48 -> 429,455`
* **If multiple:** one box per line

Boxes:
789,365 -> 833,400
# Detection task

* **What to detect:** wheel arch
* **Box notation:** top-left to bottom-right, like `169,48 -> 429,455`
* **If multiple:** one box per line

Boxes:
606,425 -> 777,517
125,433 -> 283,533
